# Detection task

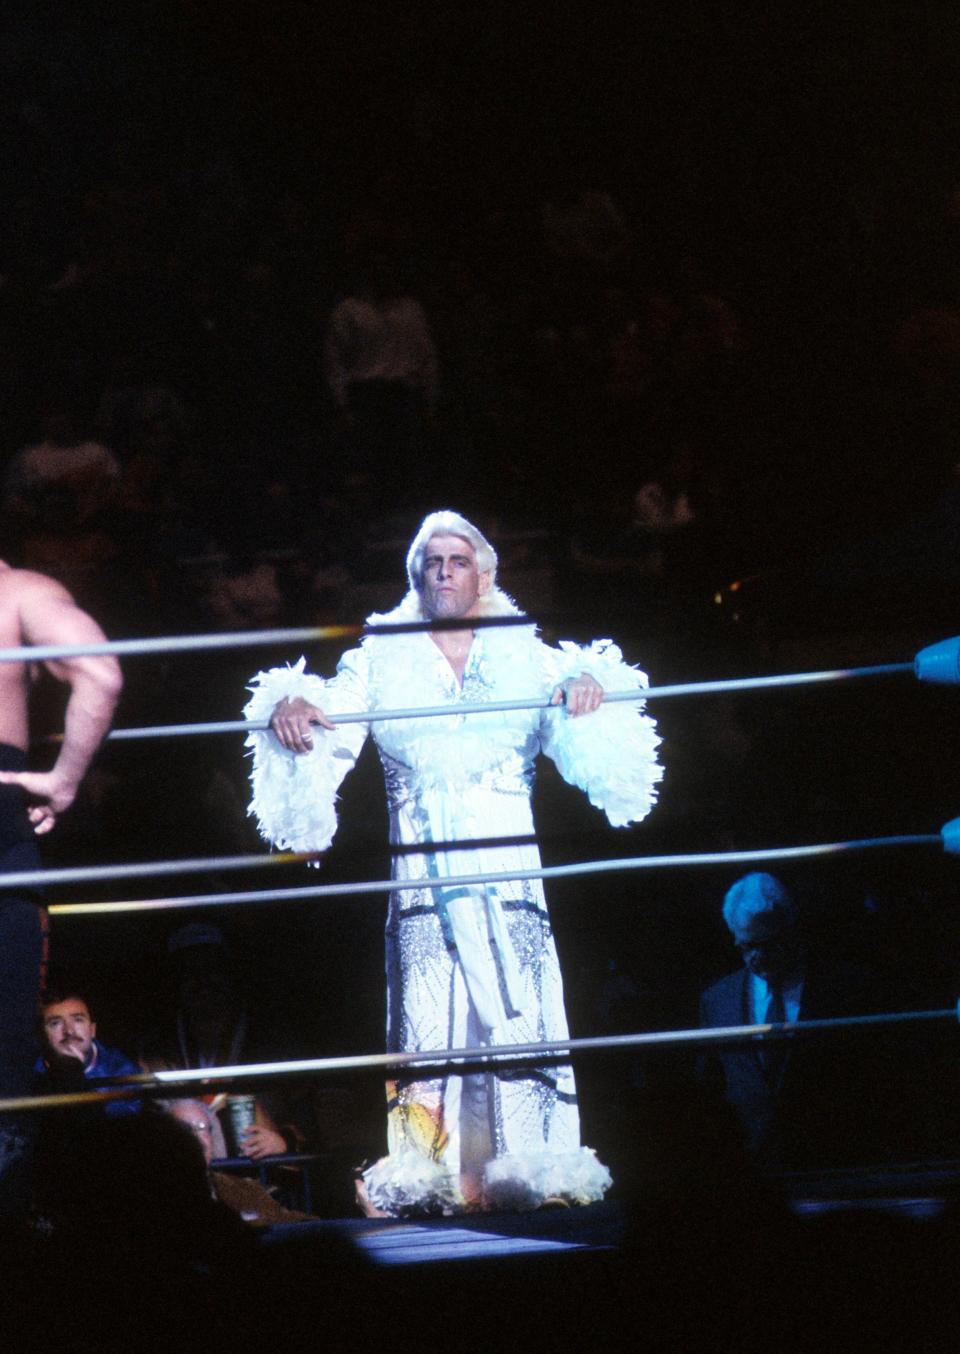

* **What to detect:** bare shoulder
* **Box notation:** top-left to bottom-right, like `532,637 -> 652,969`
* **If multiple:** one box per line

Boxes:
3,566 -> 105,648
0,564 -> 65,644
0,564 -> 73,616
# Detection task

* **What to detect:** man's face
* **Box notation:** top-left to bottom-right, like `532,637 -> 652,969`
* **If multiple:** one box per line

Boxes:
419,534 -> 490,620
168,1100 -> 216,1166
731,912 -> 802,983
42,998 -> 97,1065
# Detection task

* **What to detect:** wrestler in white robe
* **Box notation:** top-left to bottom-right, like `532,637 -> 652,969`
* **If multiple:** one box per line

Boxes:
244,613 -> 662,1214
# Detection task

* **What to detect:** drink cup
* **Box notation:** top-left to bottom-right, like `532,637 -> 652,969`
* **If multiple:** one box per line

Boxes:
225,1094 -> 256,1155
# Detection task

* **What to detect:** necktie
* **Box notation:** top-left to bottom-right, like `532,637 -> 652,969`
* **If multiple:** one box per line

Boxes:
761,982 -> 786,1074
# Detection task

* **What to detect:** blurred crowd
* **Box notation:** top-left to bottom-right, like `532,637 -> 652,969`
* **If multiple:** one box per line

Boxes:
4,152 -> 960,652
0,170 -> 749,642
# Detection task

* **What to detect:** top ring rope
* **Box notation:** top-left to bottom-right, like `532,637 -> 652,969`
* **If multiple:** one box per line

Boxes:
0,613 -> 535,664
7,621 -> 958,678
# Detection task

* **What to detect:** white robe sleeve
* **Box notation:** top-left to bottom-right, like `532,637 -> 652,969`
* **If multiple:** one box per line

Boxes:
243,649 -> 372,854
539,639 -> 663,828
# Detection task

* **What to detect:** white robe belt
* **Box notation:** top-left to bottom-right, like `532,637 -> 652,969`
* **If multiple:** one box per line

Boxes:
421,787 -> 530,1033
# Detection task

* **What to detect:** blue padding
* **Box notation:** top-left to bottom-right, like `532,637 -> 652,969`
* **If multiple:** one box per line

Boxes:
915,637 -> 960,685
941,818 -> 960,855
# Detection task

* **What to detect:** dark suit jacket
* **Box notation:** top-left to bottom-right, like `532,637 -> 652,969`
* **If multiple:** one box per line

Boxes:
698,959 -> 878,1170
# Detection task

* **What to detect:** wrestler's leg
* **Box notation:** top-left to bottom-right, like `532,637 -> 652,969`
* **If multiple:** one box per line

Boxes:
0,900 -> 46,1219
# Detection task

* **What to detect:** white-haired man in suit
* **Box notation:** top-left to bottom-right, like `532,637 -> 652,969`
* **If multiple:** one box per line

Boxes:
699,872 -> 876,1170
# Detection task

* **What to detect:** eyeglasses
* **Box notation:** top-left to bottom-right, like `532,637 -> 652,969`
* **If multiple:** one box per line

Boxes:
736,937 -> 789,955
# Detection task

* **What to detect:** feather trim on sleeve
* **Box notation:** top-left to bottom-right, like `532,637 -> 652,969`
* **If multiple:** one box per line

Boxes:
243,657 -> 365,854
542,639 -> 663,827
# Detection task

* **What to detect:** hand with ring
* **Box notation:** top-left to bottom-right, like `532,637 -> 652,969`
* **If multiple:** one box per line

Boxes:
550,672 -> 604,717
269,696 -> 335,753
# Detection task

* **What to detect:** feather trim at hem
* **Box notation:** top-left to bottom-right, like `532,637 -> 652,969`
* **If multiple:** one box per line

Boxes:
482,1147 -> 613,1211
361,1151 -> 463,1218
361,1147 -> 612,1216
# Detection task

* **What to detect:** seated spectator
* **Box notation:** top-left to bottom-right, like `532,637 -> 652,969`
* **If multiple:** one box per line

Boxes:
140,923 -> 307,1162
697,872 -> 879,1171
541,184 -> 632,271
2,399 -> 122,594
94,354 -> 191,463
161,1099 -> 316,1226
324,241 -> 438,498
202,555 -> 286,631
31,1107 -> 264,1347
3,400 -> 120,528
36,983 -> 141,1115
33,1105 -> 377,1349
569,448 -> 706,631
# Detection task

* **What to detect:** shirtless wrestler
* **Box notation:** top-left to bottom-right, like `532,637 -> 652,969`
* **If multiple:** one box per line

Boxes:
0,561 -> 122,1214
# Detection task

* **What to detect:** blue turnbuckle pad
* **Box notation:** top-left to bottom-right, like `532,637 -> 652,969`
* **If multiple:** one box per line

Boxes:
941,818 -> 960,855
915,636 -> 960,685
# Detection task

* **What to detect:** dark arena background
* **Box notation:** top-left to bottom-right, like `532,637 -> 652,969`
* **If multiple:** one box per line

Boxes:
5,2 -> 960,1348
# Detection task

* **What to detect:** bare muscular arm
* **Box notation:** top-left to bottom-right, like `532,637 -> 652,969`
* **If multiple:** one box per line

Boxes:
0,572 -> 123,834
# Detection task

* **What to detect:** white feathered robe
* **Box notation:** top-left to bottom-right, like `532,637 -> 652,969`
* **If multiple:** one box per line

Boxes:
244,615 -> 662,1214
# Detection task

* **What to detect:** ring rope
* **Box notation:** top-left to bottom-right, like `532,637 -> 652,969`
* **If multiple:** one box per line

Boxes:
46,830 -> 947,916
97,661 -> 916,743
5,1004 -> 956,1114
6,623 -> 958,674
0,613 -> 537,665
40,632 -> 960,745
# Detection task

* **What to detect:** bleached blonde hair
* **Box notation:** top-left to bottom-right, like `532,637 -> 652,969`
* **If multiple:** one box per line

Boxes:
368,509 -> 522,625
406,509 -> 498,588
